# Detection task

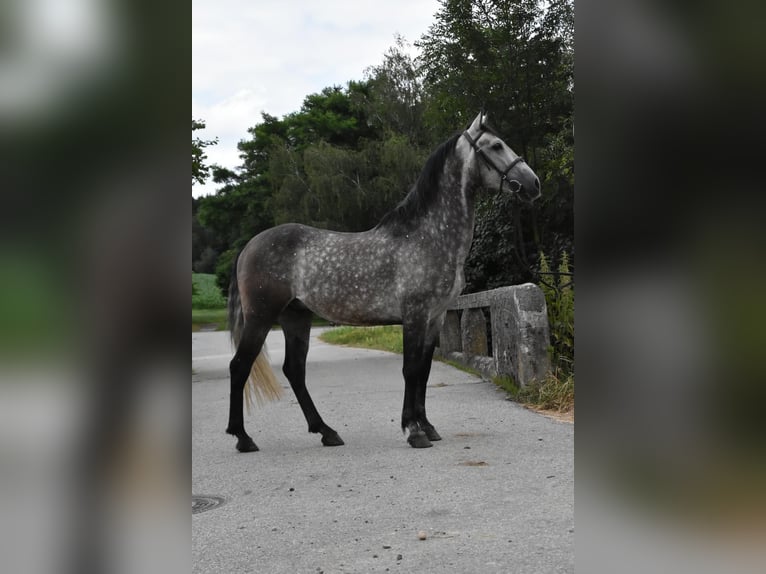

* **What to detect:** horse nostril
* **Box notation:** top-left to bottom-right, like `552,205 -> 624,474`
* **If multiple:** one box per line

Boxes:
534,177 -> 541,191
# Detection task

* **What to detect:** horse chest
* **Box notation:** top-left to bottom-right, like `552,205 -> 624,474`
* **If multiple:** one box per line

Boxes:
426,260 -> 465,319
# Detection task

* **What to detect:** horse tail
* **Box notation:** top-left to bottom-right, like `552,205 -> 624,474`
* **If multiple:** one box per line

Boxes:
228,250 -> 283,412
228,250 -> 245,348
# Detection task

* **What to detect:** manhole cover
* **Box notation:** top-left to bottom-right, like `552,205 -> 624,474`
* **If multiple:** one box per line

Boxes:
192,495 -> 226,515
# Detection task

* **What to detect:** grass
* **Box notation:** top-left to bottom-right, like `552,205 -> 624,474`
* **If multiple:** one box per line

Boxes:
319,324 -> 574,416
192,308 -> 228,332
319,325 -> 403,354
495,368 -> 574,415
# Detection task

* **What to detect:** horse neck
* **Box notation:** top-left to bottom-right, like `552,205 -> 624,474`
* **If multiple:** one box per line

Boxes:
423,153 -> 479,257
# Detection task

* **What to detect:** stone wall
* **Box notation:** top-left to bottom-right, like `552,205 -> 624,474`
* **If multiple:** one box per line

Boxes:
436,283 -> 551,387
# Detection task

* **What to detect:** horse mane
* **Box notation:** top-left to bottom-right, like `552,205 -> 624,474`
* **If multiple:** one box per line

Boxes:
375,132 -> 462,231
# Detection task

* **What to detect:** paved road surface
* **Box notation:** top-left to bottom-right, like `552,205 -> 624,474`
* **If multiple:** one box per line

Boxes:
192,328 -> 573,573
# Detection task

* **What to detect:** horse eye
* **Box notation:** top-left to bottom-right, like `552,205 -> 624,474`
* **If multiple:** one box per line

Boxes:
491,142 -> 503,151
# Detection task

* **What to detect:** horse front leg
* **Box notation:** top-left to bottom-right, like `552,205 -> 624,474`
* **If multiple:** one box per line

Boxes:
415,314 -> 445,442
415,340 -> 442,442
401,315 -> 433,448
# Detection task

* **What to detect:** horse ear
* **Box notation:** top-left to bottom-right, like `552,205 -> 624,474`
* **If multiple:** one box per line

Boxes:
468,112 -> 483,133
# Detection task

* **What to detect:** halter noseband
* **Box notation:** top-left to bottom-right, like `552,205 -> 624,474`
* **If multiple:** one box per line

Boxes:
463,129 -> 526,194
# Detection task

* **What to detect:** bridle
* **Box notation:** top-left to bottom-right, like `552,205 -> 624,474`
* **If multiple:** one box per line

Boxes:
462,129 -> 526,194
463,126 -> 569,290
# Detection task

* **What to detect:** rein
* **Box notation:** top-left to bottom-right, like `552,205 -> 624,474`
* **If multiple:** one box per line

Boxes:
463,128 -> 574,291
463,129 -> 527,194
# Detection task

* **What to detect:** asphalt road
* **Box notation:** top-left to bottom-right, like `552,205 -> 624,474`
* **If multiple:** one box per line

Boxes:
192,328 -> 573,574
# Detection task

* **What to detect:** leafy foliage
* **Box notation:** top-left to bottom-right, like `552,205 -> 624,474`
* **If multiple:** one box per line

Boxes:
538,250 -> 574,372
418,0 -> 574,289
464,193 -> 538,291
214,248 -> 238,295
192,119 -> 218,186
191,273 -> 226,309
192,0 -> 573,301
361,36 -> 429,145
270,134 -> 426,231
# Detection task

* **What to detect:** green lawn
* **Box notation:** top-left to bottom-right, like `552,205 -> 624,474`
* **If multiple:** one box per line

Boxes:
192,307 -> 228,331
318,325 -> 403,354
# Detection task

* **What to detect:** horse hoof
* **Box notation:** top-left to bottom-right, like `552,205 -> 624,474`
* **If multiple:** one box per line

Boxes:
424,427 -> 442,441
321,432 -> 345,447
407,431 -> 433,448
236,438 -> 259,453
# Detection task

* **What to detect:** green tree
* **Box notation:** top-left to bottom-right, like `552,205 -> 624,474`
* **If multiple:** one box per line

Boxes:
192,196 -> 218,271
418,0 -> 573,153
192,118 -> 218,186
269,134 -> 425,231
417,0 -> 574,290
360,35 -> 429,145
238,82 -> 421,232
196,166 -> 273,253
192,2 -> 574,296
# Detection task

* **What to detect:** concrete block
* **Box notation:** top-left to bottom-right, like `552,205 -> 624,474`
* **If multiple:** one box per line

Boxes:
440,309 -> 462,353
494,284 -> 551,386
437,283 -> 551,387
461,308 -> 488,356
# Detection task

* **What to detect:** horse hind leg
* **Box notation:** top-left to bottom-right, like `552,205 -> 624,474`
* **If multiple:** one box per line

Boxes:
279,302 -> 344,447
226,317 -> 273,453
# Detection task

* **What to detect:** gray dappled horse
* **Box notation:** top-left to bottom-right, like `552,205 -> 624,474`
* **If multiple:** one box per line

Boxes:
226,112 -> 541,451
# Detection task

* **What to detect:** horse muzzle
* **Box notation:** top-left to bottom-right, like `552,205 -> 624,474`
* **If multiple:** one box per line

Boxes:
505,173 -> 541,202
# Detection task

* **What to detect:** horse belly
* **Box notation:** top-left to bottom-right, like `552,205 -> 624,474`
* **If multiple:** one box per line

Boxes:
301,288 -> 401,325
295,260 -> 402,325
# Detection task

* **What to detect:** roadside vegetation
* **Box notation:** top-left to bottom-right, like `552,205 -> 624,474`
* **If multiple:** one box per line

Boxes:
494,371 -> 574,415
319,325 -> 403,354
534,251 -> 575,416
192,273 -> 227,331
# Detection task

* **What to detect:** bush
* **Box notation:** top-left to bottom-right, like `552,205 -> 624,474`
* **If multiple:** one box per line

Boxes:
192,273 -> 226,309
539,251 -> 574,375
214,248 -> 238,295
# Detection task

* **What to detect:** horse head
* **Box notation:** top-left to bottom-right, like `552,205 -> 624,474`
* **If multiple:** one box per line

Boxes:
464,111 -> 541,202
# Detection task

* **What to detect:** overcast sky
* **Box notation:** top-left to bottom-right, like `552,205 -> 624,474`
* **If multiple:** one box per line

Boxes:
192,0 -> 441,197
